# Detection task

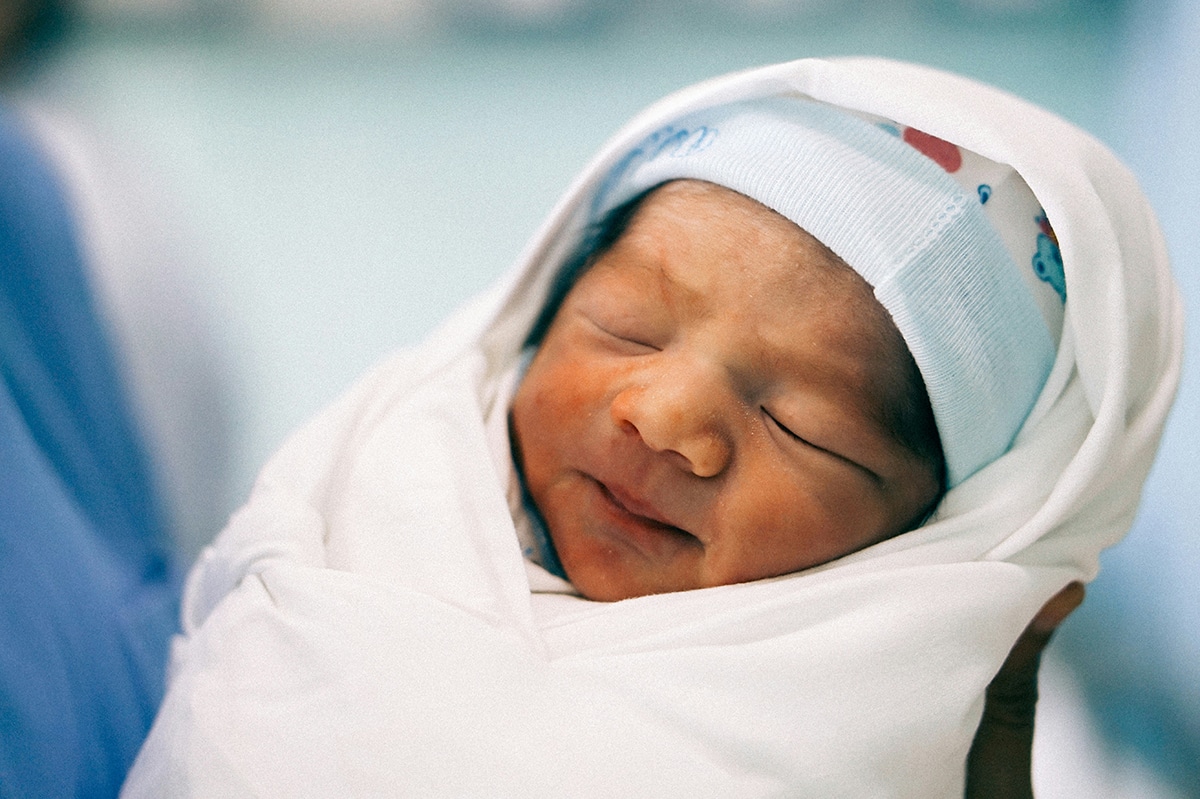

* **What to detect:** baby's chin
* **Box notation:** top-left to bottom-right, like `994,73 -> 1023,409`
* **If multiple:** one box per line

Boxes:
566,570 -> 687,603
552,533 -> 703,602
553,535 -> 766,603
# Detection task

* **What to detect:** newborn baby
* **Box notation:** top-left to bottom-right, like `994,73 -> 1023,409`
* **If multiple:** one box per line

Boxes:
509,95 -> 1061,603
512,180 -> 943,601
125,58 -> 1180,798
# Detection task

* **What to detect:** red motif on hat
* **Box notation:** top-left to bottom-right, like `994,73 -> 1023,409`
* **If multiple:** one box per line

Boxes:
902,127 -> 962,173
1036,211 -> 1059,245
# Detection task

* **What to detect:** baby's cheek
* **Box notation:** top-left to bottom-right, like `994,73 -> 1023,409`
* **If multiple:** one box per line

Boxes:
708,480 -> 803,576
537,369 -> 600,428
539,354 -> 623,423
716,469 -> 878,579
794,478 -> 898,562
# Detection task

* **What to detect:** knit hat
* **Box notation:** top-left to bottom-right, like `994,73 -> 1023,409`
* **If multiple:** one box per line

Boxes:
589,96 -> 1064,487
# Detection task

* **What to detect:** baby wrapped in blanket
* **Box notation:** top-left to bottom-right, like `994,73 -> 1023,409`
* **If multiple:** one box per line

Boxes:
124,58 -> 1182,797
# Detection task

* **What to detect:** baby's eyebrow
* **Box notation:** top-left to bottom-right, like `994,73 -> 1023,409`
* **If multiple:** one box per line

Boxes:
646,253 -> 708,315
607,240 -> 693,309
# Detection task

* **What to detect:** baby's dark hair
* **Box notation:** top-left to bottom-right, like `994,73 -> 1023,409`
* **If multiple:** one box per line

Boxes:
880,329 -> 948,516
525,192 -> 646,349
525,187 -> 948,511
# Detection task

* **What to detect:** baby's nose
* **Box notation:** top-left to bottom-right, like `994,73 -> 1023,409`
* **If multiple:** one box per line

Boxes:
610,363 -> 733,478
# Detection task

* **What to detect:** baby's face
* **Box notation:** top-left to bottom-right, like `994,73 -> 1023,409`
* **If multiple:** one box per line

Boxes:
510,181 -> 941,602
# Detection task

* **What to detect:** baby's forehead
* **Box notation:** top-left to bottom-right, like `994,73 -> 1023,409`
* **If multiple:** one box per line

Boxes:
598,179 -> 911,368
618,180 -> 874,301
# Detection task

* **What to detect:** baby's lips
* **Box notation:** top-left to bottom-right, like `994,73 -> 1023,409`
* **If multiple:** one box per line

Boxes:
589,443 -> 700,537
598,475 -> 702,542
602,480 -> 677,529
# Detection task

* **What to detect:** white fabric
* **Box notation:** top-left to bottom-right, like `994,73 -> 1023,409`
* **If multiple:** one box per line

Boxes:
123,57 -> 1183,798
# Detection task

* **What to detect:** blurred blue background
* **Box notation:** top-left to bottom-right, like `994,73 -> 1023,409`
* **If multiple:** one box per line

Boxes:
2,0 -> 1195,796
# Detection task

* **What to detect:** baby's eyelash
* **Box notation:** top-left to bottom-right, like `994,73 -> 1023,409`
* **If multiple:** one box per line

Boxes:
765,410 -> 806,445
588,317 -> 658,351
766,408 -> 882,483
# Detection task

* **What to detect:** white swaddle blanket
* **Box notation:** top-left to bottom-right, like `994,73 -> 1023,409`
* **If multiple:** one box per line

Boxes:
123,57 -> 1182,797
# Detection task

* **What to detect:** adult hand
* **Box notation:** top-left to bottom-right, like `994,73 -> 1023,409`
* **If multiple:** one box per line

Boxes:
965,581 -> 1086,799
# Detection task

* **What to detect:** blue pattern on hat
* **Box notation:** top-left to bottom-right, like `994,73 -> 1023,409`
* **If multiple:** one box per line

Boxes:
1033,232 -> 1066,302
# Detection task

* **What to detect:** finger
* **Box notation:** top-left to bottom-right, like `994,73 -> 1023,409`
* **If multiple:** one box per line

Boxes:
1029,581 -> 1085,636
997,581 -> 1086,679
965,582 -> 1086,799
985,582 -> 1086,717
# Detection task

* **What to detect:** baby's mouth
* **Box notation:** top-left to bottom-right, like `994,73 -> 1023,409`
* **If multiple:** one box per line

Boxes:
596,480 -> 694,540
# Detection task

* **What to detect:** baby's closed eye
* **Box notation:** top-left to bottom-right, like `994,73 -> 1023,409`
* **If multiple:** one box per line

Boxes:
763,407 -> 882,482
574,288 -> 667,352
586,313 -> 661,352
763,407 -> 836,456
